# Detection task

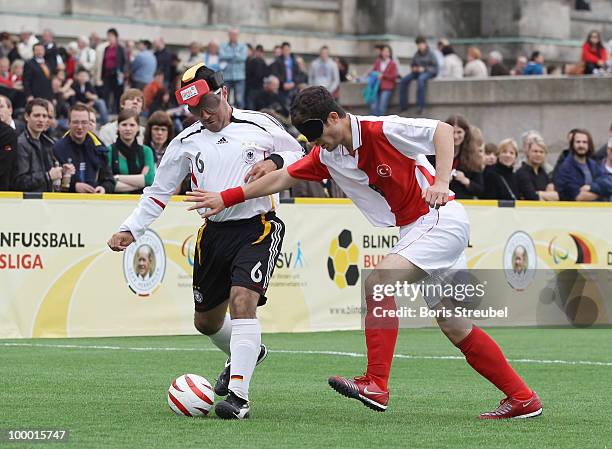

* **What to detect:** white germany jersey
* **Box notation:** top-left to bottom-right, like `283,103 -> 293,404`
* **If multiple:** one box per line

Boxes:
119,109 -> 303,238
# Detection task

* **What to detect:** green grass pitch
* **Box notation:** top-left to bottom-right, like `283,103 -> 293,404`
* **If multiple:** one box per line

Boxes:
1,328 -> 611,449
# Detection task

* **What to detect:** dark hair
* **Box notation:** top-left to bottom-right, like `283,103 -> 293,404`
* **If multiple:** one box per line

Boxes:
281,41 -> 291,48
32,42 -> 44,52
586,30 -> 604,52
25,98 -> 48,115
117,108 -> 140,125
246,43 -> 253,51
320,45 -> 329,51
381,45 -> 393,59
154,69 -> 165,77
290,86 -> 346,126
530,51 -> 541,61
484,142 -> 499,155
107,28 -> 118,38
441,45 -> 455,56
415,36 -> 427,45
255,44 -> 264,52
570,129 -> 595,157
444,114 -> 481,172
76,67 -> 90,75
141,39 -> 152,50
68,102 -> 91,120
144,111 -> 174,148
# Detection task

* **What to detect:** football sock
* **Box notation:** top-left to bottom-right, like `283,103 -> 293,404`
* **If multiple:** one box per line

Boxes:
208,314 -> 232,356
457,325 -> 532,401
364,295 -> 398,390
228,318 -> 261,401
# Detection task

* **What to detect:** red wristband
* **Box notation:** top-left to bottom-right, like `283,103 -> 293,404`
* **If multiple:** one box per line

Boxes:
220,186 -> 245,207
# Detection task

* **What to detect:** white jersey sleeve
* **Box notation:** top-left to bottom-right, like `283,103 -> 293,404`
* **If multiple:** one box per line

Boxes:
118,136 -> 191,239
382,117 -> 440,157
249,111 -> 303,166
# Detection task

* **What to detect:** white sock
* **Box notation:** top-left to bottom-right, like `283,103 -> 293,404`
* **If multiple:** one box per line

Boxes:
228,318 -> 261,401
208,314 -> 232,356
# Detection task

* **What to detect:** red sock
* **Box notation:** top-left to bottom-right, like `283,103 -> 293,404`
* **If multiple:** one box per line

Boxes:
457,326 -> 532,400
364,295 -> 398,390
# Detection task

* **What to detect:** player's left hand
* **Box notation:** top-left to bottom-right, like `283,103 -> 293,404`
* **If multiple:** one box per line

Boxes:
422,181 -> 449,209
244,159 -> 277,183
185,189 -> 226,217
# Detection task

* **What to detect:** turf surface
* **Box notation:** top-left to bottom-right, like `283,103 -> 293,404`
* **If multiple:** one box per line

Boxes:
1,328 -> 611,449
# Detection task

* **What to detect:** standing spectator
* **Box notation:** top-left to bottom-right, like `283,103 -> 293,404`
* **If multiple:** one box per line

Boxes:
515,136 -> 559,200
144,111 -> 174,166
101,28 -> 127,114
523,51 -> 545,75
399,36 -> 438,113
219,28 -> 247,108
554,129 -> 601,201
143,70 -> 165,112
254,75 -> 289,118
131,40 -> 157,90
272,45 -> 282,60
438,44 -> 463,79
89,32 -> 101,51
0,33 -> 20,64
17,30 -> 38,61
203,40 -> 221,72
270,41 -> 305,109
0,119 -> 17,190
70,68 -> 109,125
488,51 -> 510,76
464,47 -> 488,77
99,89 -> 145,146
445,115 -> 484,198
53,102 -> 113,194
577,137 -> 612,201
370,45 -> 397,116
12,99 -> 62,192
245,44 -> 268,111
153,38 -> 173,90
483,138 -> 519,200
183,41 -> 203,72
40,29 -> 63,75
309,46 -> 340,96
108,108 -> 155,193
23,43 -> 54,101
335,56 -> 350,82
75,36 -> 96,73
510,56 -> 528,76
581,30 -> 608,75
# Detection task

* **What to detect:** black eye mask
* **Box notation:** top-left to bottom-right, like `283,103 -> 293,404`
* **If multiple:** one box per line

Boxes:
295,119 -> 324,142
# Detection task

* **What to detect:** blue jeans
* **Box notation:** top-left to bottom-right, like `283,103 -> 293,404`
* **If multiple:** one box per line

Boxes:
225,79 -> 246,109
399,71 -> 435,111
94,99 -> 109,125
371,89 -> 393,116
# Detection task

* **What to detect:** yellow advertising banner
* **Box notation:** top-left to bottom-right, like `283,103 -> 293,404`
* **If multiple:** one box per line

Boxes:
1,195 -> 611,338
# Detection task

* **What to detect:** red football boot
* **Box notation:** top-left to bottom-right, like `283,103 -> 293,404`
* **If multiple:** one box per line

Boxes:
479,391 -> 543,419
328,375 -> 389,412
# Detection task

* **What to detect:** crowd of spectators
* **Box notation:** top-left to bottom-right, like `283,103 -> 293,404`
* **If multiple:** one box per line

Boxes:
0,26 -> 610,201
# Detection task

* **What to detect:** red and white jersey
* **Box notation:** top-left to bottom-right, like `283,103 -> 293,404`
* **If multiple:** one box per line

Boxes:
287,114 -> 454,227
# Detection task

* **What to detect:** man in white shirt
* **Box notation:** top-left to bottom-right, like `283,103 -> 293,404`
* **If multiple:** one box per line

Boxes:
107,64 -> 303,420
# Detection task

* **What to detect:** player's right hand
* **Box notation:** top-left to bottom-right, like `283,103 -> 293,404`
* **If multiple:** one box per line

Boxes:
107,231 -> 135,252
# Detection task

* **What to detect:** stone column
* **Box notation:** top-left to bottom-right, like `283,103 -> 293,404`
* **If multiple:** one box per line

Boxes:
208,0 -> 269,27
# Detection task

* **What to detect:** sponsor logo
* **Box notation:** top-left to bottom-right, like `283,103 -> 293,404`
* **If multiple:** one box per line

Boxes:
503,231 -> 536,291
180,85 -> 199,101
193,288 -> 203,303
181,235 -> 196,267
328,230 -> 360,289
548,234 -> 596,265
377,164 -> 392,177
123,229 -> 166,296
243,148 -> 257,165
276,241 -> 305,270
216,137 -> 228,145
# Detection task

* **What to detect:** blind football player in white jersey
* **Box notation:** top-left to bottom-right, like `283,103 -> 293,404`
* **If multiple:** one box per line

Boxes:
186,86 -> 542,420
108,64 -> 303,419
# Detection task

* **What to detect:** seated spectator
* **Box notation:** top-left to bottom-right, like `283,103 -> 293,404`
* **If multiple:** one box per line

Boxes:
44,99 -> 65,141
444,116 -> 484,198
594,121 -> 612,161
88,106 -> 97,134
0,56 -> 12,88
0,32 -> 19,63
109,109 -> 155,193
438,44 -> 463,79
144,110 -> 174,166
99,89 -> 145,146
483,138 -> 519,200
510,56 -> 528,76
335,56 -> 350,83
523,51 -> 545,75
0,94 -> 18,132
75,36 -> 96,74
515,136 -> 559,200
70,68 -> 108,125
464,47 -> 488,78
0,119 -> 17,190
484,143 -> 498,167
552,128 -> 581,180
255,75 -> 289,118
53,102 -> 113,194
399,36 -> 438,113
581,30 -> 608,75
577,137 -> 612,201
12,98 -> 64,192
309,46 -> 340,96
369,45 -> 397,116
487,51 -> 510,76
10,59 -> 24,91
143,70 -> 165,112
554,129 -> 601,201
23,43 -> 54,101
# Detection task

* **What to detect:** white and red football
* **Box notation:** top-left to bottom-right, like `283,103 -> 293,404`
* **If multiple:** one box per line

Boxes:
167,374 -> 215,417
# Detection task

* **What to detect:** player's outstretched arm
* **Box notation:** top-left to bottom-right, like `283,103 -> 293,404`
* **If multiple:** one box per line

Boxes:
185,168 -> 299,218
423,122 -> 454,208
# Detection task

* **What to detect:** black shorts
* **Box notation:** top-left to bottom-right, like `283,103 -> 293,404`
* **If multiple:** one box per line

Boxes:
192,212 -> 285,312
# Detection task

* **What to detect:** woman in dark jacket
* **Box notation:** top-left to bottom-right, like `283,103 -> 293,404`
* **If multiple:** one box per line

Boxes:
444,115 -> 485,198
483,138 -> 519,200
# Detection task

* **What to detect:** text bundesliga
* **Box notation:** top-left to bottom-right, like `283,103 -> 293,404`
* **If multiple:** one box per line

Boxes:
0,232 -> 85,270
373,306 -> 510,319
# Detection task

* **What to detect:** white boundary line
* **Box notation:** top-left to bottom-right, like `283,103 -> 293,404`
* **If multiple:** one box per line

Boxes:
1,342 -> 611,367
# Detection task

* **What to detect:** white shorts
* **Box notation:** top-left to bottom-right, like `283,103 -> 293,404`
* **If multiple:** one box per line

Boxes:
391,200 -> 469,273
